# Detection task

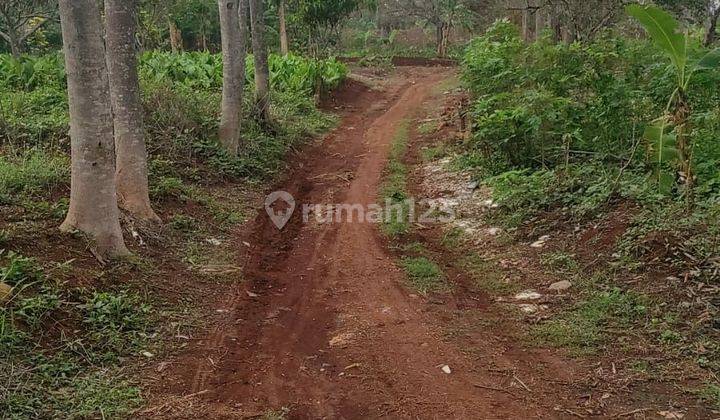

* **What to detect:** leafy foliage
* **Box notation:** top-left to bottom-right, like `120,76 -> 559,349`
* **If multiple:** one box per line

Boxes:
461,19 -> 720,199
627,4 -> 720,199
138,51 -> 347,95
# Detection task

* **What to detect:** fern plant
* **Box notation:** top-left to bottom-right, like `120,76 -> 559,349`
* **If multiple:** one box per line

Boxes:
627,5 -> 720,204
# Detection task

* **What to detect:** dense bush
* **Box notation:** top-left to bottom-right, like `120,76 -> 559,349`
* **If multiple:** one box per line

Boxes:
461,19 -> 720,190
461,19 -> 720,276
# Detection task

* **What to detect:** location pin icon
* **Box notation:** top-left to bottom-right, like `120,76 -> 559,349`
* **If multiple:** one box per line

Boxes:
265,191 -> 296,230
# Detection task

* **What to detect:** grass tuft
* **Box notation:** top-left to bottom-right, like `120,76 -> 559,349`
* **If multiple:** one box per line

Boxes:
380,120 -> 411,237
531,288 -> 647,355
401,256 -> 446,294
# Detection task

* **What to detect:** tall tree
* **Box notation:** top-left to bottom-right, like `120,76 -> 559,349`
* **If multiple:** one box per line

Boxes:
58,0 -> 129,258
0,0 -> 57,58
218,0 -> 248,154
249,0 -> 271,125
105,0 -> 160,223
279,0 -> 289,54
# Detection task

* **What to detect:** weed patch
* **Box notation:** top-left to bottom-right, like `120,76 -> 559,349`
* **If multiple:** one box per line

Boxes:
401,256 -> 446,294
0,150 -> 68,204
381,120 -> 411,237
456,253 -> 515,294
532,288 -> 648,355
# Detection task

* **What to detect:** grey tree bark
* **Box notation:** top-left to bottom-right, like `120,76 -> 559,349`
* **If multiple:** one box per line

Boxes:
105,0 -> 160,223
58,0 -> 129,258
535,4 -> 547,38
279,0 -> 289,55
705,7 -> 720,47
249,0 -> 271,125
218,0 -> 248,155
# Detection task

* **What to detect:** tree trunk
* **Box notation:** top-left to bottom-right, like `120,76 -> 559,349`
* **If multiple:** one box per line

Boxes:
550,3 -> 562,43
218,0 -> 247,155
704,9 -> 720,47
522,6 -> 536,42
105,0 -> 160,223
8,32 -> 21,58
377,1 -> 390,38
58,0 -> 129,258
535,5 -> 547,39
436,22 -> 449,58
169,18 -> 182,52
249,0 -> 271,125
279,0 -> 289,55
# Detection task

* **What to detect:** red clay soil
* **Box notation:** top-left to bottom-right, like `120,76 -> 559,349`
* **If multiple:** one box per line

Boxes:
143,68 -> 576,419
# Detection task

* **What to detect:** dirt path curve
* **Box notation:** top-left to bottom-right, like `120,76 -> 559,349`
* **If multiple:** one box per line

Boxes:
151,67 -> 558,419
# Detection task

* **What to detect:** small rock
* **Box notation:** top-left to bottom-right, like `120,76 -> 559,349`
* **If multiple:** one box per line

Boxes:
246,290 -> 259,298
548,280 -> 572,292
141,351 -> 154,358
205,238 -> 222,246
514,290 -> 542,300
517,304 -> 539,314
486,227 -> 502,236
0,282 -> 12,304
329,332 -> 354,347
466,181 -> 480,191
530,235 -> 551,248
156,361 -> 171,372
441,365 -> 452,374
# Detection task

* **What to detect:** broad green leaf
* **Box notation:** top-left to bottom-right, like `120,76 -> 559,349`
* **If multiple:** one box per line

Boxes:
626,5 -> 687,74
697,48 -> 720,70
658,171 -> 675,195
643,123 -> 679,166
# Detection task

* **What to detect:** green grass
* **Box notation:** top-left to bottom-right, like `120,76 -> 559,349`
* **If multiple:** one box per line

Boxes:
420,144 -> 448,162
697,383 -> 720,409
456,253 -> 516,294
150,176 -> 195,201
401,256 -> 446,294
380,120 -> 411,237
0,251 -> 155,418
540,251 -> 579,273
440,227 -> 465,248
400,241 -> 427,254
169,214 -> 200,233
417,120 -> 438,135
0,149 -> 68,203
531,288 -> 648,355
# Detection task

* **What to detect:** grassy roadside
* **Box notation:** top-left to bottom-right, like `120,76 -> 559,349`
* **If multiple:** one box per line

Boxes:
0,92 -> 337,418
379,119 -> 447,295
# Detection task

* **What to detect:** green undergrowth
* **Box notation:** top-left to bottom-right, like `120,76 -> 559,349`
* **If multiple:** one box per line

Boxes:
0,252 -> 155,418
380,119 -> 411,237
0,149 -> 68,204
401,256 -> 446,294
456,253 -> 516,295
0,51 -> 346,418
531,285 -> 649,356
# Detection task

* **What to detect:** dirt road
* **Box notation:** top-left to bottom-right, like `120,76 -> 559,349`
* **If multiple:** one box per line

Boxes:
148,67 -> 570,419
